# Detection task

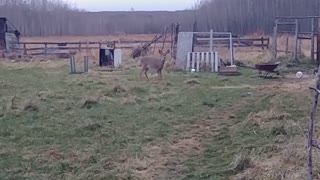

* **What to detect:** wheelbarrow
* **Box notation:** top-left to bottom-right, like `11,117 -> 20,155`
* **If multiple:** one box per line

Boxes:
255,61 -> 281,78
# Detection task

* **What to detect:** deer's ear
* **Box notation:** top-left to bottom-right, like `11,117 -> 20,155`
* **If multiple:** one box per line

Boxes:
159,49 -> 163,54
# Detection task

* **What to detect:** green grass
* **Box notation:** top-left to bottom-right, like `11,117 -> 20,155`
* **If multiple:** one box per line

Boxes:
0,63 -> 314,179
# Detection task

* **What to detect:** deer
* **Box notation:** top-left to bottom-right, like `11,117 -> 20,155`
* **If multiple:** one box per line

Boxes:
139,49 -> 170,80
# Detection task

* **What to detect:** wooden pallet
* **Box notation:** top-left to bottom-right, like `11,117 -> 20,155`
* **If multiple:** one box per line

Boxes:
218,65 -> 241,76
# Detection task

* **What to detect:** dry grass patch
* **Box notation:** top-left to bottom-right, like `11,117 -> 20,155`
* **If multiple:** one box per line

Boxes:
246,109 -> 290,126
113,84 -> 128,94
23,100 -> 40,112
184,79 -> 201,85
81,95 -> 100,109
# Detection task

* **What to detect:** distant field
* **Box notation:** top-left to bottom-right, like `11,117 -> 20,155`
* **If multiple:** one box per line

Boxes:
0,56 -> 319,179
20,33 -> 314,65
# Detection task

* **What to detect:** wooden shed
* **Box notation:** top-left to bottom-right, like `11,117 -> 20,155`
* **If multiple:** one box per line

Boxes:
0,17 -> 20,51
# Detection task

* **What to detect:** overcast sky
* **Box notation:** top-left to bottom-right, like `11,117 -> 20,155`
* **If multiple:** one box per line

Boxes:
67,0 -> 197,11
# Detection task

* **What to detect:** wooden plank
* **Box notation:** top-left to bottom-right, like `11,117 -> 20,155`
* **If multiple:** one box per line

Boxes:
19,41 -> 116,45
186,52 -> 191,71
276,16 -> 320,19
196,37 -> 269,41
210,52 -> 214,73
206,52 -> 210,72
277,22 -> 298,25
298,36 -> 312,40
201,52 -> 205,72
278,31 -> 316,35
214,52 -> 219,72
30,52 -> 45,56
191,52 -> 196,71
196,52 -> 200,72
278,50 -> 293,53
195,34 -> 238,38
210,30 -> 213,52
195,44 -> 269,48
26,47 -> 44,51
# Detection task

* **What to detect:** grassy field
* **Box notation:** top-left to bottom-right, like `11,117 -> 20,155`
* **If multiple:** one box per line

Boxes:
0,56 -> 319,179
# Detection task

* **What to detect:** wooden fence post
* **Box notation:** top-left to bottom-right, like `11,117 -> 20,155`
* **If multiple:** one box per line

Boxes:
293,19 -> 299,62
272,20 -> 278,61
44,43 -> 47,57
78,41 -> 81,52
311,18 -> 315,63
285,36 -> 289,55
23,43 -> 27,55
261,37 -> 264,50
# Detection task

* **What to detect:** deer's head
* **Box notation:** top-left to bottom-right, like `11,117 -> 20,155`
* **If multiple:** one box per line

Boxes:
159,49 -> 170,60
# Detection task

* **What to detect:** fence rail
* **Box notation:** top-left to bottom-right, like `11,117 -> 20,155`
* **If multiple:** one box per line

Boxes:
15,41 -> 116,56
194,37 -> 270,50
15,40 -> 174,56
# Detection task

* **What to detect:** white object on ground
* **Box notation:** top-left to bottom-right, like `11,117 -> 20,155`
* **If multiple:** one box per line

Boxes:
296,71 -> 303,79
191,69 -> 196,73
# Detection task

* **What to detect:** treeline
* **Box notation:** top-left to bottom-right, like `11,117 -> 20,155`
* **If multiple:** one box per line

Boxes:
195,0 -> 320,34
0,0 -> 319,36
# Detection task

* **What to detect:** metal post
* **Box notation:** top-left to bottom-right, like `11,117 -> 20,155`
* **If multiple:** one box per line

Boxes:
272,19 -> 278,61
84,56 -> 89,73
69,56 -> 75,74
307,66 -> 320,180
210,29 -> 213,52
285,36 -> 289,55
298,39 -> 302,58
23,43 -> 27,55
311,18 -> 315,63
230,33 -> 234,65
44,43 -> 47,57
294,19 -> 299,62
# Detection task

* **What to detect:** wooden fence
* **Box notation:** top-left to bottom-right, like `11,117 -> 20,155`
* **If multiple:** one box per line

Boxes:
15,40 -> 173,56
14,41 -> 115,56
194,37 -> 270,50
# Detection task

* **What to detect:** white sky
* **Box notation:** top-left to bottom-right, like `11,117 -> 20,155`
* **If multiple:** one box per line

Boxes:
68,0 -> 197,11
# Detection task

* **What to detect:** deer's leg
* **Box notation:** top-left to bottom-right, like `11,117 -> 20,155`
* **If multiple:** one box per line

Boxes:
139,68 -> 144,79
156,70 -> 160,80
158,69 -> 163,80
144,67 -> 149,80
